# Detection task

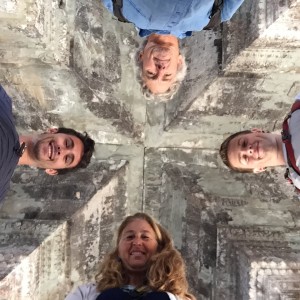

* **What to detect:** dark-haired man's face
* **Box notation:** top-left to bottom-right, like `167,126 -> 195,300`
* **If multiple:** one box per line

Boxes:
227,130 -> 279,173
30,132 -> 84,175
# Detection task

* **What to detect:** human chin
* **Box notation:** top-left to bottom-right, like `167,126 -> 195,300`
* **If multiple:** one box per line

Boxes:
32,140 -> 43,160
125,252 -> 150,268
125,258 -> 148,271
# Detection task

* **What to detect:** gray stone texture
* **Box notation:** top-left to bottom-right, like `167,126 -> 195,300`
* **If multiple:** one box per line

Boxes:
0,0 -> 300,299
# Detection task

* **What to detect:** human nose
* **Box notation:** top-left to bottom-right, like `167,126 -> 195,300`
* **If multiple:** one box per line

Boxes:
242,144 -> 253,156
57,145 -> 69,156
155,64 -> 168,80
247,145 -> 253,155
156,63 -> 166,70
154,58 -> 167,70
132,236 -> 142,245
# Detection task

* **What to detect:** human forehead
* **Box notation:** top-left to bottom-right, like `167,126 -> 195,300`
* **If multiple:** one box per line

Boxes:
121,219 -> 156,235
53,133 -> 75,140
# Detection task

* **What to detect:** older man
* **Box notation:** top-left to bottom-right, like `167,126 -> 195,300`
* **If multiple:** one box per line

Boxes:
102,0 -> 245,101
0,85 -> 95,204
219,94 -> 300,191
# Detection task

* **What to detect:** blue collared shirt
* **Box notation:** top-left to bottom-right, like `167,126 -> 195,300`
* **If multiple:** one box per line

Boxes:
102,0 -> 245,38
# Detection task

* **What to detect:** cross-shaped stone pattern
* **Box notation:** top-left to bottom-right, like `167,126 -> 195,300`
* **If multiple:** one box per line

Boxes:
1,0 -> 300,299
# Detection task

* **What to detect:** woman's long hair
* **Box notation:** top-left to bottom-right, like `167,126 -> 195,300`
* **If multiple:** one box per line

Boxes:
95,213 -> 195,300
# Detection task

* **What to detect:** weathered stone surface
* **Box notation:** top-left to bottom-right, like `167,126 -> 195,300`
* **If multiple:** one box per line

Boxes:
144,148 -> 300,299
215,226 -> 300,300
0,0 -> 300,299
0,222 -> 70,300
1,160 -> 127,219
0,166 -> 129,300
0,219 -> 62,280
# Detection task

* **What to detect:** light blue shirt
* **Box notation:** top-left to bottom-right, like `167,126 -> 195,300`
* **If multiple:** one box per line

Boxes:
102,0 -> 245,38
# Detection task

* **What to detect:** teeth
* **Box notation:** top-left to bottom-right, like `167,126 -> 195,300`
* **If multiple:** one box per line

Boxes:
131,251 -> 143,255
48,142 -> 53,160
48,143 -> 51,159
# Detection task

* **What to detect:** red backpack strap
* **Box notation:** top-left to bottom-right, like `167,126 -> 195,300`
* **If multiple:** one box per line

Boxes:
282,101 -> 300,176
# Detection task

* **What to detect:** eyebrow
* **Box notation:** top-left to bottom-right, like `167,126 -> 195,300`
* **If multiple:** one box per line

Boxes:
237,137 -> 241,146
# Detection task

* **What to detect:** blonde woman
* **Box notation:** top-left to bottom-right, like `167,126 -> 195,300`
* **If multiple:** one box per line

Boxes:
65,212 -> 195,300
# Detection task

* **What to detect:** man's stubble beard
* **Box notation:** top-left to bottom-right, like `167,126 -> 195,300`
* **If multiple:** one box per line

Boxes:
31,139 -> 42,161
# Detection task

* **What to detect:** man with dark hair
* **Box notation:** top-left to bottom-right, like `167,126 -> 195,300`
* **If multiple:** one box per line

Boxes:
219,129 -> 285,173
102,0 -> 245,101
45,127 -> 95,175
18,127 -> 95,176
0,84 -> 95,203
219,94 -> 300,191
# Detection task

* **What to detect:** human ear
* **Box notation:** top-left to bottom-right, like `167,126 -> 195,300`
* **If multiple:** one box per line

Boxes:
45,169 -> 58,176
47,128 -> 58,134
177,54 -> 183,69
253,167 -> 266,173
138,51 -> 144,62
251,128 -> 263,133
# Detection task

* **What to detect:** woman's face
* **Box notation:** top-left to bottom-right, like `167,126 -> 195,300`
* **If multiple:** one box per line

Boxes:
118,219 -> 158,272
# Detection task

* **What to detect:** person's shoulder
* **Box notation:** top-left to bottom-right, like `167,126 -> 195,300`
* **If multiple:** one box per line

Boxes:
65,283 -> 99,300
291,97 -> 300,118
101,0 -> 113,13
166,292 -> 183,300
295,93 -> 300,102
167,294 -> 194,300
0,85 -> 13,113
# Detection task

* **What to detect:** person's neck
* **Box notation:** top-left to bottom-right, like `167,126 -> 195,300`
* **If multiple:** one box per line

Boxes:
147,33 -> 179,48
128,271 -> 146,287
274,134 -> 285,166
17,135 -> 35,166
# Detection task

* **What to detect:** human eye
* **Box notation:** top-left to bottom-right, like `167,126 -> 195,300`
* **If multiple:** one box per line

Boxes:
66,138 -> 73,149
65,154 -> 73,165
163,74 -> 172,81
141,234 -> 150,240
146,71 -> 156,79
242,155 -> 248,165
147,71 -> 155,76
125,234 -> 134,240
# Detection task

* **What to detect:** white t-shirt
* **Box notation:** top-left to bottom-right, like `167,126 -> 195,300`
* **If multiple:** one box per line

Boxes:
65,283 -> 181,300
65,284 -> 99,300
282,94 -> 300,189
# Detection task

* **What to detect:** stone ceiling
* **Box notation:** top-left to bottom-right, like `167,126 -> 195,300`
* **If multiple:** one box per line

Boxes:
1,0 -> 300,299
